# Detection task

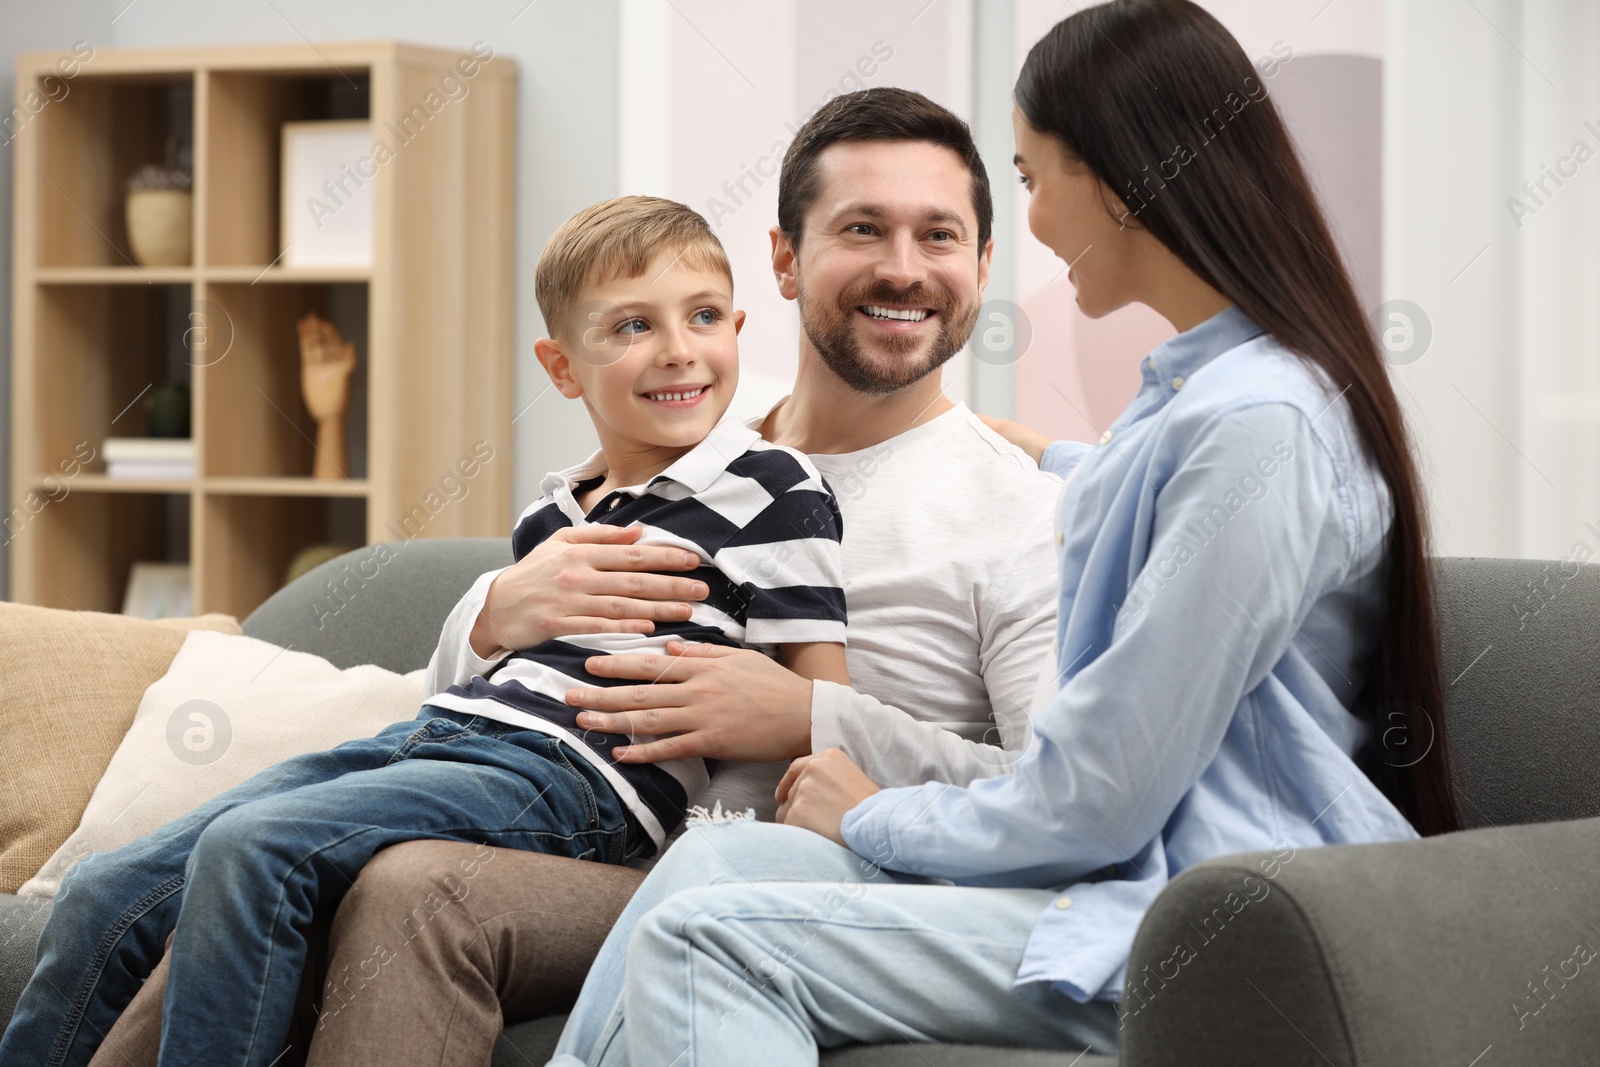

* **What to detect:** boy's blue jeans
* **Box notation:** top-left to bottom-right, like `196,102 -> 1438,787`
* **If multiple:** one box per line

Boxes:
0,706 -> 644,1067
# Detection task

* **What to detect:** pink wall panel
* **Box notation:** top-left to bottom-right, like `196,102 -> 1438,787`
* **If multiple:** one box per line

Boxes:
1016,292 -> 1175,441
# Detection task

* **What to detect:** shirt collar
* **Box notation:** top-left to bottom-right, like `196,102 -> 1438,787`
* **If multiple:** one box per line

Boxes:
1141,305 -> 1264,390
537,415 -> 763,502
747,396 -> 972,467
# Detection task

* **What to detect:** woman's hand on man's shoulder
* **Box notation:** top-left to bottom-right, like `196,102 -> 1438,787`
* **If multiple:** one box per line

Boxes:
978,415 -> 1052,466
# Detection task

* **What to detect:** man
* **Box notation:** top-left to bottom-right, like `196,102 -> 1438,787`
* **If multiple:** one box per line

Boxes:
84,86 -> 1065,1067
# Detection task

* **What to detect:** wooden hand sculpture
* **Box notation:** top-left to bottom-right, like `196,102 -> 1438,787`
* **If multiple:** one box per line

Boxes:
297,312 -> 357,479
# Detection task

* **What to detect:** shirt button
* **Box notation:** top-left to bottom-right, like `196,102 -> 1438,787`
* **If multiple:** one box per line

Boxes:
1055,529 -> 1064,544
1172,376 -> 1186,391
1055,896 -> 1073,910
1098,430 -> 1114,445
607,497 -> 621,510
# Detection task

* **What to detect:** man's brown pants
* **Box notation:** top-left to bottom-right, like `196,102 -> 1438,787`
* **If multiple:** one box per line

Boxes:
86,841 -> 646,1067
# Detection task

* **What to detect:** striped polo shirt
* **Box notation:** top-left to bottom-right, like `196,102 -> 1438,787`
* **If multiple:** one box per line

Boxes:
425,417 -> 847,849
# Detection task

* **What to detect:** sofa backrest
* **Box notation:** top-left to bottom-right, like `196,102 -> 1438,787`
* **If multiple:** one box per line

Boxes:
244,543 -> 1600,831
1434,556 -> 1600,829
242,538 -> 513,675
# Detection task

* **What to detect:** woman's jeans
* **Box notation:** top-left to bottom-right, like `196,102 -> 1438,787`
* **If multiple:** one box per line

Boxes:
548,820 -> 1120,1067
0,707 -> 642,1067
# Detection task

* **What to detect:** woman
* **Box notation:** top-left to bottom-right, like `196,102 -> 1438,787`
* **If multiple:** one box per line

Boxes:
540,0 -> 1457,1062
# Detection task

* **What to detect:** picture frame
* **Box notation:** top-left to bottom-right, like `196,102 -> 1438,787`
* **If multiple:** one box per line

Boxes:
122,562 -> 194,619
280,120 -> 374,268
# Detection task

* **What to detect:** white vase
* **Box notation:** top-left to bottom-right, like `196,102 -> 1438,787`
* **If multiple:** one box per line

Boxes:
126,189 -> 192,266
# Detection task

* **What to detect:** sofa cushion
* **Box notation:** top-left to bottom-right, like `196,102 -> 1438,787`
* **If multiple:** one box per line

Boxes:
0,603 -> 240,893
1434,558 -> 1600,827
19,630 -> 427,898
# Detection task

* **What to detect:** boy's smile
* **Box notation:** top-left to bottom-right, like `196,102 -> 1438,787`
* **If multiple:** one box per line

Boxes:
639,383 -> 712,409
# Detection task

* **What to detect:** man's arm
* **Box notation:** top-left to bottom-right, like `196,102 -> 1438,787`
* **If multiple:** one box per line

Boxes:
705,642 -> 853,762
807,499 -> 1057,789
778,642 -> 851,686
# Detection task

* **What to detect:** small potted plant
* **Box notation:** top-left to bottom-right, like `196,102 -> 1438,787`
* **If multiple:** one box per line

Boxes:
126,152 -> 192,267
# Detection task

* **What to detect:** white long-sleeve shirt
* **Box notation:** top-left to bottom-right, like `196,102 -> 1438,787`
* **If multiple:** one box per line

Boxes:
425,402 -> 1062,819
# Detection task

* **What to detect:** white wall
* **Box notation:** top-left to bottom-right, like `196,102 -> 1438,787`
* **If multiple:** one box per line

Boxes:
1386,0 -> 1600,561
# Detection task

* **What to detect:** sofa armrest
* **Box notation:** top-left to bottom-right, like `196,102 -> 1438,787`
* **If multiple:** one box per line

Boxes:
1118,816 -> 1600,1066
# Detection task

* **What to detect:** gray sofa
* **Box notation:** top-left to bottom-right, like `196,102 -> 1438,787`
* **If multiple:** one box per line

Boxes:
4,540 -> 1597,1065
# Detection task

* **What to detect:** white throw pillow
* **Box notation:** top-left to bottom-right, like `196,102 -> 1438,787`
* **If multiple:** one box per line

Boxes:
20,631 -> 427,898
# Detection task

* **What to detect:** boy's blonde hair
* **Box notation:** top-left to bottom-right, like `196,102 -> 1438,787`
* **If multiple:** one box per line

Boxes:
535,196 -> 732,341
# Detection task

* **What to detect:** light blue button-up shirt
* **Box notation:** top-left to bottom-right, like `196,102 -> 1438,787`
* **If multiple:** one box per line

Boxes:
840,305 -> 1419,1003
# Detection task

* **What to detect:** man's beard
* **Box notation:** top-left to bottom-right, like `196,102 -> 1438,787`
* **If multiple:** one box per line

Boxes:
799,278 -> 980,396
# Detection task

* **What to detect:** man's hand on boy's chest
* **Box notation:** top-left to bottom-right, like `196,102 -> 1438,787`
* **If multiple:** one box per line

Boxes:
566,640 -> 815,764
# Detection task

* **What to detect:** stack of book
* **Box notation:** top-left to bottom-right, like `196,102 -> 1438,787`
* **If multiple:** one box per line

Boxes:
104,437 -> 195,480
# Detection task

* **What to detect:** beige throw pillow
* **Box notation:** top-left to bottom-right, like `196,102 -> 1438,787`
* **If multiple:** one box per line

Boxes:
19,630 -> 427,898
0,603 -> 241,892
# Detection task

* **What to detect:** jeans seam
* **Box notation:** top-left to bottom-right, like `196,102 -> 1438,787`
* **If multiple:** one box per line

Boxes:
47,872 -> 186,1067
621,825 -> 650,865
541,741 -> 647,864
593,1011 -> 628,1066
540,741 -> 603,836
386,718 -> 477,764
685,908 -> 698,1067
464,714 -> 518,741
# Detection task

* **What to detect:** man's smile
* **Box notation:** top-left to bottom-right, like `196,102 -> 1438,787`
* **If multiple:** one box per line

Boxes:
855,303 -> 938,334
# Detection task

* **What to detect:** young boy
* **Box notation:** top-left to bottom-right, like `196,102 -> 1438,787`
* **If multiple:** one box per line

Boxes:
424,194 -> 852,852
0,196 -> 848,1067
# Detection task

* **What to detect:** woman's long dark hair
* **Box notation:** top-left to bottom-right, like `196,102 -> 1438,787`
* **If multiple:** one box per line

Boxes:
1016,0 -> 1457,835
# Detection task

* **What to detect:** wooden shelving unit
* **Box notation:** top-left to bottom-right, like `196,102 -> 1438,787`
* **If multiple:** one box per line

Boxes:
9,42 -> 515,618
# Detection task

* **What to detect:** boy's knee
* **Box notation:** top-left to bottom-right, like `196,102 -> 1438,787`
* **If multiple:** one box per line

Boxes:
191,802 -> 290,875
198,802 -> 264,846
53,850 -> 126,912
